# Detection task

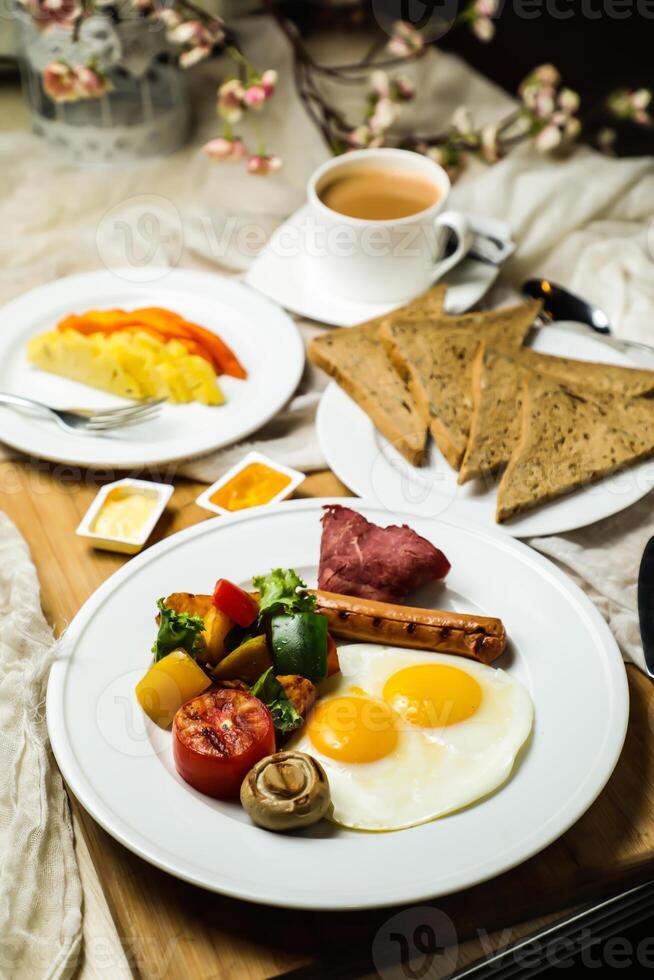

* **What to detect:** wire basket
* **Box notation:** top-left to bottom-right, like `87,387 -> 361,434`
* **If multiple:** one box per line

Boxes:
15,6 -> 190,164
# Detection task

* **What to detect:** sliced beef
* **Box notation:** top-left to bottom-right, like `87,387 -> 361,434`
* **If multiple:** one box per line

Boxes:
318,504 -> 450,603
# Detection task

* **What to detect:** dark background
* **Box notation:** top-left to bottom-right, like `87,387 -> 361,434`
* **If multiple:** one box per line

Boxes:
282,0 -> 654,155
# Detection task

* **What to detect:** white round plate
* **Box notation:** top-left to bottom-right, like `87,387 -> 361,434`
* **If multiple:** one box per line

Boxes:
0,269 -> 304,469
318,326 -> 654,538
47,499 -> 628,910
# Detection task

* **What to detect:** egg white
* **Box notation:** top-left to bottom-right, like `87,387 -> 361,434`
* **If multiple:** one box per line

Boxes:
291,644 -> 534,831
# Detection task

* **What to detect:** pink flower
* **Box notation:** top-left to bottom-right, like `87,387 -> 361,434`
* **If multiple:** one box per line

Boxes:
471,16 -> 495,41
475,0 -> 498,15
451,106 -> 473,136
260,69 -> 277,98
597,127 -> 617,154
243,84 -> 267,107
391,76 -> 415,101
370,70 -> 390,99
168,19 -> 224,69
368,97 -> 397,134
480,123 -> 501,162
345,125 -> 372,148
73,64 -> 111,98
180,45 -> 212,69
386,21 -> 424,58
532,64 -> 560,87
534,124 -> 562,152
28,0 -> 81,30
243,68 -> 277,107
43,61 -> 111,102
344,125 -> 384,149
203,136 -> 247,161
558,88 -> 580,113
247,154 -> 282,175
43,62 -> 78,102
159,8 -> 182,29
218,78 -> 245,123
532,89 -> 555,119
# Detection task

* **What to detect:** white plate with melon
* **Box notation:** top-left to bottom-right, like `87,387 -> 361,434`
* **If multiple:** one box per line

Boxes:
0,268 -> 304,469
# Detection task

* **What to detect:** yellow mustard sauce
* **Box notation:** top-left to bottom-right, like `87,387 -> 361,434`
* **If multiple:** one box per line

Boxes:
210,462 -> 292,512
92,488 -> 159,541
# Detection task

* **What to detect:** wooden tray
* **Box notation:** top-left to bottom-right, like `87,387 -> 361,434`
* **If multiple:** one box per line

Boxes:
3,458 -> 654,979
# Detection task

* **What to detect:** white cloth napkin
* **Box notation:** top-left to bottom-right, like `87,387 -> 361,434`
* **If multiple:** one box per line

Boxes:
0,514 -> 82,978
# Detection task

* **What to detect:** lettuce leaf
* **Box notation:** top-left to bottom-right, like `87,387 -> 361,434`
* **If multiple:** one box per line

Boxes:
152,598 -> 205,662
250,667 -> 303,733
252,568 -> 316,620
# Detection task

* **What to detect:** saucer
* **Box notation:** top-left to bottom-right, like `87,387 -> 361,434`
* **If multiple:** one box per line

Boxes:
245,204 -> 513,327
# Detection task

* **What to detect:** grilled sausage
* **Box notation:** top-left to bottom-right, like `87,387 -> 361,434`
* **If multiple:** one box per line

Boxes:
312,590 -> 506,664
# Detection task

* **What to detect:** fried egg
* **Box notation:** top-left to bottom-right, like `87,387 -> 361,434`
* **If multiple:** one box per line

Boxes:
291,644 -> 533,831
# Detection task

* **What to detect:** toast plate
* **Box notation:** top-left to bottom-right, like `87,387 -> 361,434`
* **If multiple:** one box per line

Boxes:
317,326 -> 654,538
0,269 -> 304,469
47,499 -> 628,910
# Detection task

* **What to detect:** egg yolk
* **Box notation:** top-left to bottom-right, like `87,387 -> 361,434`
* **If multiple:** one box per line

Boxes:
307,696 -> 398,763
383,664 -> 482,728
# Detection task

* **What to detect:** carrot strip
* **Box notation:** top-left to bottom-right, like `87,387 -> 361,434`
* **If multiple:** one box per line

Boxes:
55,307 -> 245,378
178,321 -> 247,380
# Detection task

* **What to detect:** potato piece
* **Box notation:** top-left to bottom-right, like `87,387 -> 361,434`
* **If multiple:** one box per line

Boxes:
202,606 -> 232,665
162,593 -> 231,665
212,635 -> 273,685
276,675 -> 317,719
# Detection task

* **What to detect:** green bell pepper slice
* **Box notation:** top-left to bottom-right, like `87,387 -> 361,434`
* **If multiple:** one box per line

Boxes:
269,612 -> 328,680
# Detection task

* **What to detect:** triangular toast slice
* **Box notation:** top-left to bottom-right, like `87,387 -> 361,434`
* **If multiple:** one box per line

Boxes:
459,345 -> 526,485
379,301 -> 541,469
459,344 -> 654,485
308,285 -> 447,466
496,373 -> 654,522
518,348 -> 654,397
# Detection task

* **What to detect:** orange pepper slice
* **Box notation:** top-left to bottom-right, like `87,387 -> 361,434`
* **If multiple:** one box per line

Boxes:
55,307 -> 247,379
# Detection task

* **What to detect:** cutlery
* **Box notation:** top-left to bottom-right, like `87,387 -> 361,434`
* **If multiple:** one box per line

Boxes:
0,393 -> 165,435
638,536 -> 654,679
522,278 -> 654,356
448,880 -> 654,980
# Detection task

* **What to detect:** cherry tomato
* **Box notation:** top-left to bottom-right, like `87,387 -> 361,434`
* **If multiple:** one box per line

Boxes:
212,578 -> 259,628
326,633 -> 340,676
173,689 -> 275,799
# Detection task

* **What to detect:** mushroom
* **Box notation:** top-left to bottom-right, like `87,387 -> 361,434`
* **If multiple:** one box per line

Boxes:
240,751 -> 331,831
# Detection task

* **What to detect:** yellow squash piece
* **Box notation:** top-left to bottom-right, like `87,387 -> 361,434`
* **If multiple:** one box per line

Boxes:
212,634 -> 273,685
27,328 -> 225,406
135,649 -> 211,728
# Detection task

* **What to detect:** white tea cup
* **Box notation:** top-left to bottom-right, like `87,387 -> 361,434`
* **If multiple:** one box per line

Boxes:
307,147 -> 472,304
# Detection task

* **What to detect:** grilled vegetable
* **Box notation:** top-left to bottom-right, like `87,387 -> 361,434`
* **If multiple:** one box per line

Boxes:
270,612 -> 328,680
213,579 -> 259,628
160,593 -> 232,665
240,751 -> 331,831
250,667 -> 304,734
152,599 -> 205,662
135,649 -> 211,728
213,635 -> 273,685
173,689 -> 275,799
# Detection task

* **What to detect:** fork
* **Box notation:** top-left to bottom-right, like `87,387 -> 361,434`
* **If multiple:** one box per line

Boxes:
0,393 -> 165,435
